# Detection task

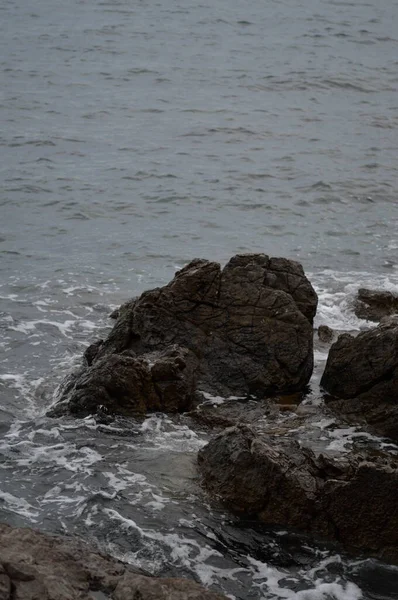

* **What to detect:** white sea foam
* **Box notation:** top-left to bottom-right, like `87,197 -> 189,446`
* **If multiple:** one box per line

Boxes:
248,556 -> 363,600
11,440 -> 103,473
103,470 -> 148,494
103,507 -> 364,597
0,373 -> 31,386
103,507 -> 234,586
34,427 -> 62,439
326,427 -> 379,452
139,415 -> 207,452
309,418 -> 398,453
313,269 -> 398,332
41,485 -> 86,507
197,391 -> 246,408
0,374 -> 45,417
9,318 -> 77,337
0,490 -> 39,521
199,391 -> 227,405
62,285 -> 95,296
295,582 -> 362,600
146,493 -> 168,511
314,349 -> 329,362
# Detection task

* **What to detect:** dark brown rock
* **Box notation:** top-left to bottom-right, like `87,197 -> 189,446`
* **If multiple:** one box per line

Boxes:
0,565 -> 11,600
109,299 -> 137,322
198,425 -> 398,563
0,523 -> 227,600
53,254 -> 317,417
320,321 -> 398,441
84,340 -> 104,366
53,345 -> 198,418
317,325 -> 334,343
354,288 -> 398,322
113,573 -> 226,600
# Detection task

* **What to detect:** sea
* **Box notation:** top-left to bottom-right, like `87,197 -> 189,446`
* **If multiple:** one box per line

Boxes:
1,0 -> 398,598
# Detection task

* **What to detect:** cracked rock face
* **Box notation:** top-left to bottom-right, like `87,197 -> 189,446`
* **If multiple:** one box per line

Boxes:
320,320 -> 398,442
198,425 -> 398,563
0,523 -> 227,600
52,254 -> 317,417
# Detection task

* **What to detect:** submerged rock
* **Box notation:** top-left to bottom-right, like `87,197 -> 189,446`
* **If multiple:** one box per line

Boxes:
52,254 -> 317,417
0,523 -> 226,600
198,425 -> 398,563
320,319 -> 398,442
354,288 -> 398,322
317,324 -> 334,343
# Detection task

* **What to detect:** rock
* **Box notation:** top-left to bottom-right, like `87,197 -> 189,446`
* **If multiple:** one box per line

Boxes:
354,288 -> 398,322
198,425 -> 398,563
0,523 -> 226,600
109,299 -> 137,321
84,340 -> 104,366
53,255 -> 317,417
381,314 -> 398,327
113,573 -> 226,600
189,397 -> 278,430
320,321 -> 398,441
189,391 -> 305,431
53,345 -> 198,418
317,325 -> 334,343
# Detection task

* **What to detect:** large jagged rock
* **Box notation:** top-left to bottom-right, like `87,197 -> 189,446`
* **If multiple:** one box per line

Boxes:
320,319 -> 398,442
354,288 -> 398,322
198,425 -> 398,563
53,255 -> 317,417
0,523 -> 227,600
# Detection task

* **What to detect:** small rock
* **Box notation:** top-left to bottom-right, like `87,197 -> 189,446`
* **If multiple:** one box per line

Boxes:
354,288 -> 398,322
317,325 -> 334,343
320,321 -> 398,442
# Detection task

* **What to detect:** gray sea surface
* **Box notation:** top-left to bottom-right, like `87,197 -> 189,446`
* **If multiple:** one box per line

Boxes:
1,0 -> 398,598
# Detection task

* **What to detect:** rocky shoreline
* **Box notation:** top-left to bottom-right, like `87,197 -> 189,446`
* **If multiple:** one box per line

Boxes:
198,424 -> 398,564
42,254 -> 398,580
0,523 -> 227,600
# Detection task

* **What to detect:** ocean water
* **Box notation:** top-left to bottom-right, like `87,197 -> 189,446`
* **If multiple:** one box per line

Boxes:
1,0 -> 398,598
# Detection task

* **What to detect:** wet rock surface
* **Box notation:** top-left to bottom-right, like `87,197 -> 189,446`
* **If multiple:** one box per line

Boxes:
198,425 -> 398,564
0,523 -> 227,600
317,324 -> 334,343
354,288 -> 398,322
50,345 -> 198,418
53,254 -> 317,416
320,320 -> 398,442
189,392 -> 306,432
